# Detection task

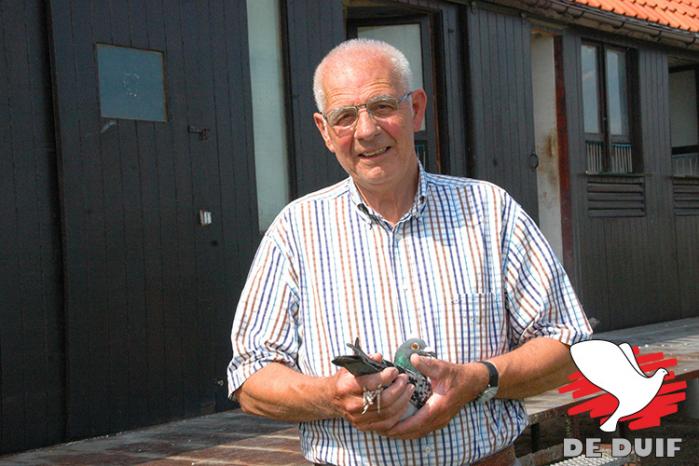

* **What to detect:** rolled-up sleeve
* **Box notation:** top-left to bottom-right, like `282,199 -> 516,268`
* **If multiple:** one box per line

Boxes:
501,197 -> 592,348
227,230 -> 300,399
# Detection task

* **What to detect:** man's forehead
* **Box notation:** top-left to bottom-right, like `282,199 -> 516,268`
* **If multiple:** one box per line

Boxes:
321,55 -> 402,102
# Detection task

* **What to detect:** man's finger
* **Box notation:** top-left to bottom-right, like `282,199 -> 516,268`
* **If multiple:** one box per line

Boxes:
370,385 -> 415,433
374,374 -> 409,407
385,402 -> 434,437
357,366 -> 398,389
410,354 -> 441,378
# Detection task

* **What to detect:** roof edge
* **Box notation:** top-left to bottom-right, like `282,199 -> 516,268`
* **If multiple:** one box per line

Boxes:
455,0 -> 699,52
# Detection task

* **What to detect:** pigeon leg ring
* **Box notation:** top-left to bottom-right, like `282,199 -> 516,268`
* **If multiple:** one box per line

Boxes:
361,385 -> 383,414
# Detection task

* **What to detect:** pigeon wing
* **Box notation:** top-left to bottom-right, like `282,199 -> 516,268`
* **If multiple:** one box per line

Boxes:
619,342 -> 645,377
331,339 -> 392,376
332,355 -> 386,375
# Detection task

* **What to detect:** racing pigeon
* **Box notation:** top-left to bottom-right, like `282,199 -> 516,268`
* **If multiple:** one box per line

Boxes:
332,337 -> 436,410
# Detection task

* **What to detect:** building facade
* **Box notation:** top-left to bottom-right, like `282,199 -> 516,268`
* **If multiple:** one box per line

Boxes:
1,0 -> 698,453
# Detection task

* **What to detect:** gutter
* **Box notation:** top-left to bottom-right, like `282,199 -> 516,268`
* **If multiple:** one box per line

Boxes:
454,0 -> 699,52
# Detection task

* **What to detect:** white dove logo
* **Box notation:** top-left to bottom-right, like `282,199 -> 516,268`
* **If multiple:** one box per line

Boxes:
569,340 -> 668,433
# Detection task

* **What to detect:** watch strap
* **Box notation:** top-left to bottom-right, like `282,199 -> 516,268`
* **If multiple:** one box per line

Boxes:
475,360 -> 499,402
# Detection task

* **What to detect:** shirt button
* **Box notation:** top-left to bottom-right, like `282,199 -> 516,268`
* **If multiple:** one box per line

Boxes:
425,446 -> 433,454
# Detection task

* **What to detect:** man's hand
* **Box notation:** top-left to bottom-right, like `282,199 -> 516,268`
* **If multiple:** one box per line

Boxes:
385,355 -> 488,440
330,354 -> 416,434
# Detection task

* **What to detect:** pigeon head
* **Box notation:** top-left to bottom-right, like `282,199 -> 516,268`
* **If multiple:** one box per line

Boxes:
394,338 -> 436,374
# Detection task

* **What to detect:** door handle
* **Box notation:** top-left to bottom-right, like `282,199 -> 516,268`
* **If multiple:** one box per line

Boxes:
188,125 -> 209,140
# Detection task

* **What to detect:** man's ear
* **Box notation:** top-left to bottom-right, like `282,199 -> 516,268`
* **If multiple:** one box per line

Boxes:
409,88 -> 427,132
313,112 -> 335,153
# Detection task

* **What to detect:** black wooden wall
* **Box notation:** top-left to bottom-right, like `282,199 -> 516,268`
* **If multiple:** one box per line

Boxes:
48,0 -> 258,440
561,31 -> 695,331
286,0 -> 347,196
465,4 -> 539,217
0,0 -> 65,453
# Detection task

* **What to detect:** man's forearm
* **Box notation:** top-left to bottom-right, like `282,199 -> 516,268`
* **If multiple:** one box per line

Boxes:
234,363 -> 337,422
489,337 -> 575,399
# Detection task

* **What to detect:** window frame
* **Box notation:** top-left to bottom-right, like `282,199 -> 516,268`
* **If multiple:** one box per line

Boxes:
581,41 -> 638,174
669,65 -> 699,178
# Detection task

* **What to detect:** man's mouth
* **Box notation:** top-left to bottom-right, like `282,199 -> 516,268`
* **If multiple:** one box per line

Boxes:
361,147 -> 389,158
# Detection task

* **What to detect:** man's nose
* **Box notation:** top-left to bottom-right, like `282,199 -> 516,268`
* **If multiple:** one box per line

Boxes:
353,107 -> 381,139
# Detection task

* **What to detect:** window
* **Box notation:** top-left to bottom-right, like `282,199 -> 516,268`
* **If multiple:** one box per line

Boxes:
581,43 -> 635,174
96,44 -> 166,122
247,0 -> 290,231
669,66 -> 699,177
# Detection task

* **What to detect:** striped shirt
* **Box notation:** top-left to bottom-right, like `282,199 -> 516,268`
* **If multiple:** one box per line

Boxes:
228,165 -> 591,466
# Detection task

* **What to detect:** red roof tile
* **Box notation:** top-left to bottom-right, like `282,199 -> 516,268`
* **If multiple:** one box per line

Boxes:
574,0 -> 699,32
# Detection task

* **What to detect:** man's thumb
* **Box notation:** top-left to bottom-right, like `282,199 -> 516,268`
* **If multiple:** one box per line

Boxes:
410,353 -> 439,377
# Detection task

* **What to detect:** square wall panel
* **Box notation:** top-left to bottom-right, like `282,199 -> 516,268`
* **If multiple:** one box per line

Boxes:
97,44 -> 166,122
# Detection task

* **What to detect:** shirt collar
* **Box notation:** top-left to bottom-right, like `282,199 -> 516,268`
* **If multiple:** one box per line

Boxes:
348,161 -> 429,226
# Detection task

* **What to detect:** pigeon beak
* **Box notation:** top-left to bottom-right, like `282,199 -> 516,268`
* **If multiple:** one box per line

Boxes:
418,346 -> 436,358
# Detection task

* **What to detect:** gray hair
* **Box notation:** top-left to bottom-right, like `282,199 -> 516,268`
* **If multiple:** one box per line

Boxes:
313,38 -> 413,113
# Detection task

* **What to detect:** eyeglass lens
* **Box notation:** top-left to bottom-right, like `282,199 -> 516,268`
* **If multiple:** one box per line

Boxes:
326,94 -> 407,130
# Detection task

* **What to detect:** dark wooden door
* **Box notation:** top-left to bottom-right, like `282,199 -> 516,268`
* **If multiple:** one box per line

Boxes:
48,0 -> 257,439
466,5 -> 539,218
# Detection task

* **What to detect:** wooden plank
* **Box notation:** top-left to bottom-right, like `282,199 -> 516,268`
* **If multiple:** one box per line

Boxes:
587,209 -> 645,218
587,183 -> 643,193
588,192 -> 644,201
112,0 -> 149,430
178,0 -> 206,418
141,0 -> 168,425
285,0 -> 346,196
465,6 -> 483,178
7,0 -> 52,448
161,0 -> 189,420
588,200 -> 645,209
74,0 -> 111,437
212,0 -> 258,410
440,3 -> 467,177
48,0 -> 91,439
191,0 -> 222,415
25,0 -> 65,446
0,0 -> 28,450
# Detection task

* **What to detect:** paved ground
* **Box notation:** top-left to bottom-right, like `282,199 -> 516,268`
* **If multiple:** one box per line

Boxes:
0,407 -> 696,465
0,411 -> 307,466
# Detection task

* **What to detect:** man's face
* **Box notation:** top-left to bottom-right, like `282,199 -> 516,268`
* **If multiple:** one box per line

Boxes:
313,55 -> 427,194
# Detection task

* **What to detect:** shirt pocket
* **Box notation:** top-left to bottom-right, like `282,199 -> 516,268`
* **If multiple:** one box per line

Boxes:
444,291 -> 508,362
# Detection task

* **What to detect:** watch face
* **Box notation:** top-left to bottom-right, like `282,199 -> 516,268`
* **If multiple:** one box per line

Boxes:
478,386 -> 498,403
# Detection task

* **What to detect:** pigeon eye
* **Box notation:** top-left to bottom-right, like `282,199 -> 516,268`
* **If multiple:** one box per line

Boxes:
411,342 -> 419,350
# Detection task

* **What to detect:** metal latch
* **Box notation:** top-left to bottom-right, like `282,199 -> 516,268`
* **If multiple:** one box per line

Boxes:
199,209 -> 212,226
188,125 -> 209,140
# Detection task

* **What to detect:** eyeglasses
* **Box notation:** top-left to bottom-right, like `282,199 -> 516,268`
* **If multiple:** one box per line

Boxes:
323,91 -> 412,137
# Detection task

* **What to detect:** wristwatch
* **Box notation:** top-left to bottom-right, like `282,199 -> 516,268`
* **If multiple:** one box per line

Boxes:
474,360 -> 499,402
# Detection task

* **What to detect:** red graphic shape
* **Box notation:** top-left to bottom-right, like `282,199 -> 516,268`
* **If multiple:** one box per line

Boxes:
559,346 -> 687,431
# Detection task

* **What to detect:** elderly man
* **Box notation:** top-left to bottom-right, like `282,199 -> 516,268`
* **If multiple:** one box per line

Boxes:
227,39 -> 591,466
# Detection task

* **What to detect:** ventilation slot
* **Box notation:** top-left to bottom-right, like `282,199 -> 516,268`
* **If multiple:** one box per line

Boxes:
587,176 -> 645,217
673,178 -> 699,216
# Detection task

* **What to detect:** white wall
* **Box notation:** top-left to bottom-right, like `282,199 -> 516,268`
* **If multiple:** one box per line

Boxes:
247,0 -> 290,231
531,33 -> 564,262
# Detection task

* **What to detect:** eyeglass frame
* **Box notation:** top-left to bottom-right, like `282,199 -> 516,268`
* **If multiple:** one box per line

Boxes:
322,91 -> 413,135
